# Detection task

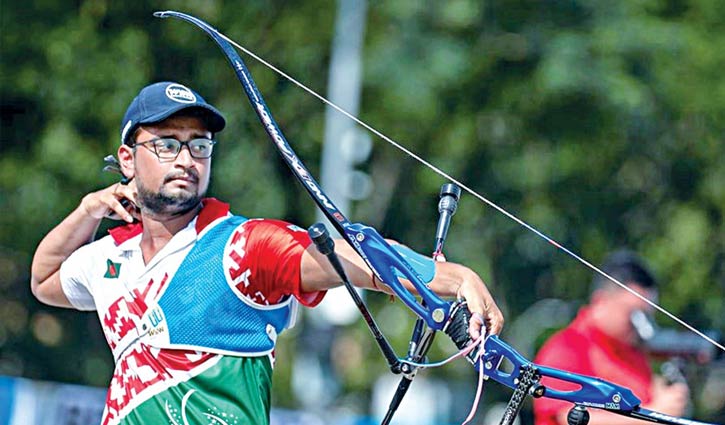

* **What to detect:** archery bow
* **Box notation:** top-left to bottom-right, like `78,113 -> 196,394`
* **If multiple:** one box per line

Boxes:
153,11 -> 723,425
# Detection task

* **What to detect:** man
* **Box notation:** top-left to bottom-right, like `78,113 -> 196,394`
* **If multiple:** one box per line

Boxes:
30,81 -> 503,425
533,250 -> 689,425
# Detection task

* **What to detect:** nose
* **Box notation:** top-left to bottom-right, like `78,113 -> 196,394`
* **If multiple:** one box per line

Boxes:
174,144 -> 194,167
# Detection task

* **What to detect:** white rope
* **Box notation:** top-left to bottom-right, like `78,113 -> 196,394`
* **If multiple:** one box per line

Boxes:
402,335 -> 483,369
218,32 -> 725,353
397,336 -> 486,425
462,357 -> 486,425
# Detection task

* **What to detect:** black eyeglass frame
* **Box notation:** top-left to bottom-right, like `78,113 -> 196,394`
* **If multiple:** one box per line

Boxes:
133,137 -> 217,160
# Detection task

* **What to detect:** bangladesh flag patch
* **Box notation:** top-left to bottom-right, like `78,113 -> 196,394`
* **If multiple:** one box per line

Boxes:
104,259 -> 122,279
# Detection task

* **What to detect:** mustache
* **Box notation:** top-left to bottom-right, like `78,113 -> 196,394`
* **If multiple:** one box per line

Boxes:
164,169 -> 199,184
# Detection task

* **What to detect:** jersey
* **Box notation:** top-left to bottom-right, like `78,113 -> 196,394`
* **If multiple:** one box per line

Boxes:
59,198 -> 323,425
533,307 -> 653,425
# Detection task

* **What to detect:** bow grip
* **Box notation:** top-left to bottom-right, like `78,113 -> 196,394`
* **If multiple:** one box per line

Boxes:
443,300 -> 482,364
344,223 -> 452,330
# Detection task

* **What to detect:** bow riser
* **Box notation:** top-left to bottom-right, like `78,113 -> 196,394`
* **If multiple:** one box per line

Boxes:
347,223 -> 452,329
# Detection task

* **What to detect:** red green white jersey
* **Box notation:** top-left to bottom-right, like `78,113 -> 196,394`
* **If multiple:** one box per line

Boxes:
59,199 -> 323,424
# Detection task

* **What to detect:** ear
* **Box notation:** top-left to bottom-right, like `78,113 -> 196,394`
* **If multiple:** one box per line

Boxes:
118,145 -> 135,180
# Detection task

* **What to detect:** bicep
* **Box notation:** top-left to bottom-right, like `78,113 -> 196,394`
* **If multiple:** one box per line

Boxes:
242,219 -> 328,306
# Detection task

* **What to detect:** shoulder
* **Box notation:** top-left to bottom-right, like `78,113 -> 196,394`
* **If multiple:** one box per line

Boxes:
61,232 -> 128,280
221,218 -> 311,272
72,233 -> 122,259
241,219 -> 311,246
245,218 -> 307,232
221,218 -> 315,305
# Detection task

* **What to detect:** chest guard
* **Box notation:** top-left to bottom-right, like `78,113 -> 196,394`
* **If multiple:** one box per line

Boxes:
145,216 -> 296,356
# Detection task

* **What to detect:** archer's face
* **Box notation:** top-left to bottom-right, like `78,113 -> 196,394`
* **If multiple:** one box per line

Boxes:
124,115 -> 213,216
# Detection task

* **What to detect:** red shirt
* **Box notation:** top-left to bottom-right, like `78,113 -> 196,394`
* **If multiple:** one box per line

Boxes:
533,307 -> 653,425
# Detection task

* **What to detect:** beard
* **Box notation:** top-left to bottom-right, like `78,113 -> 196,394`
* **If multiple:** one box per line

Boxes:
136,169 -> 205,216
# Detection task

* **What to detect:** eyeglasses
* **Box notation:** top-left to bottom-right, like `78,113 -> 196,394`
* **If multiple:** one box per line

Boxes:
134,137 -> 217,160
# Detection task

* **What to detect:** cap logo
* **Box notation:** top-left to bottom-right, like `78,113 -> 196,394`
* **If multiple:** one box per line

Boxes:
165,83 -> 197,104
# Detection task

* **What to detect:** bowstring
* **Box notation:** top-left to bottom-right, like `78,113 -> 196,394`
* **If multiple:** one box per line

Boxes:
217,32 -> 725,353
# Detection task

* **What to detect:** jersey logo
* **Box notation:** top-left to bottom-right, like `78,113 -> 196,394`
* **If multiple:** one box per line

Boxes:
104,259 -> 122,279
223,224 -> 271,305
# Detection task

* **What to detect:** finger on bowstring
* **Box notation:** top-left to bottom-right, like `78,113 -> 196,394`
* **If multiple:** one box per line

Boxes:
117,186 -> 140,213
122,176 -> 137,196
125,201 -> 141,220
115,182 -> 140,217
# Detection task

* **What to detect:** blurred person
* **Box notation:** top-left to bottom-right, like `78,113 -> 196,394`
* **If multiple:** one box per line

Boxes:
533,250 -> 689,425
29,81 -> 503,425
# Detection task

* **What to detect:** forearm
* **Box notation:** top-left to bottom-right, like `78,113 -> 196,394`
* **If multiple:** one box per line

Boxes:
320,239 -> 454,294
301,239 -> 503,335
304,239 -> 442,294
31,200 -> 102,287
425,262 -> 474,297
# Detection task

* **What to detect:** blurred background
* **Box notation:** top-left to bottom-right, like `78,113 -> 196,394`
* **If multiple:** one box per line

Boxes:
1,0 -> 724,424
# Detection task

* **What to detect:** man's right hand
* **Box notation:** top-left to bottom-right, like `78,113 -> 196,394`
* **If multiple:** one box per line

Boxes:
81,181 -> 139,222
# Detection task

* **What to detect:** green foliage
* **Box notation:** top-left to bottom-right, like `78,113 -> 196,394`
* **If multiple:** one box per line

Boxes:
2,0 -> 724,421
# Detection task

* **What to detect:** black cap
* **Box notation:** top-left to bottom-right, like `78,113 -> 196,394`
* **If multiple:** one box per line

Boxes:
120,81 -> 226,145
593,249 -> 658,291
